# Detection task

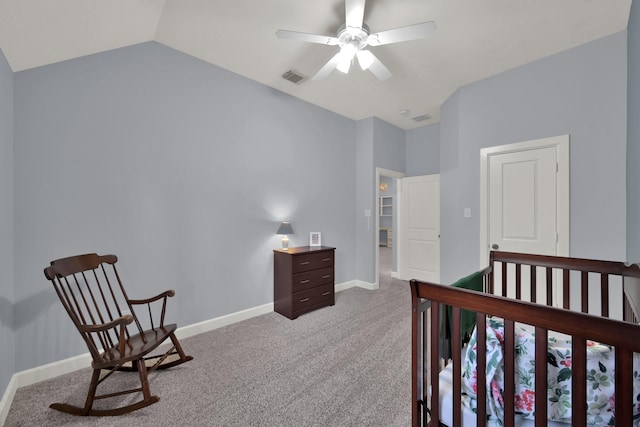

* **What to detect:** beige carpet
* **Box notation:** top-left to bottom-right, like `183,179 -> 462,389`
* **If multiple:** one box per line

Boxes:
6,247 -> 412,426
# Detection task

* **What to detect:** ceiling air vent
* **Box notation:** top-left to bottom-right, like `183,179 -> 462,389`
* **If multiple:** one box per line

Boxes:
411,113 -> 432,123
282,69 -> 306,85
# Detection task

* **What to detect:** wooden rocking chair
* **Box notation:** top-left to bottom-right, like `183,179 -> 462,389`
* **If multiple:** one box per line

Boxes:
43,253 -> 193,416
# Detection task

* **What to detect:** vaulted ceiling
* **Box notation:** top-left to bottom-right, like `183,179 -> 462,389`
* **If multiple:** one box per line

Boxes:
0,0 -> 631,129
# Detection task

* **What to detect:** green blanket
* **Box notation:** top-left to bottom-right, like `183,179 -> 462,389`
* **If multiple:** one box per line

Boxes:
442,270 -> 485,359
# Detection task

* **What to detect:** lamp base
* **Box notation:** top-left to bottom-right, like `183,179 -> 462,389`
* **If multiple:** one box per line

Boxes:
281,236 -> 289,250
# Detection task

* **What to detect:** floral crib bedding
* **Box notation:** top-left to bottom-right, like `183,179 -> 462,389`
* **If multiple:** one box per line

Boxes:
460,317 -> 640,426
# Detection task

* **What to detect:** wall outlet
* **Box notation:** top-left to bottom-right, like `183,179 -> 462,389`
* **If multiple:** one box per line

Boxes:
464,208 -> 471,218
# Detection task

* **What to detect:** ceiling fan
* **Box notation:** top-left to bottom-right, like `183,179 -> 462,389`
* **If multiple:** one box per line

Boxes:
275,0 -> 436,81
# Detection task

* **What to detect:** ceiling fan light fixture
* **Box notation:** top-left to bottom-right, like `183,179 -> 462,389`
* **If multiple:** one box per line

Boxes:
356,50 -> 374,70
336,57 -> 352,73
337,41 -> 358,73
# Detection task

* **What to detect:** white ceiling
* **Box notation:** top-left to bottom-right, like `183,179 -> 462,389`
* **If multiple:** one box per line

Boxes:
0,0 -> 632,129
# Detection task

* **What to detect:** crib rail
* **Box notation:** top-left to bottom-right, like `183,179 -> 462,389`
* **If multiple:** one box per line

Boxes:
411,251 -> 640,427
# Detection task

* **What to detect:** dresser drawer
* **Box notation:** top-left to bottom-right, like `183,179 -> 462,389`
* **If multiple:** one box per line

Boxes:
292,267 -> 334,292
291,283 -> 334,313
292,251 -> 334,273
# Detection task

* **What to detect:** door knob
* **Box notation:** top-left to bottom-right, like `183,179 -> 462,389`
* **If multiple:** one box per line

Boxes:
491,243 -> 499,250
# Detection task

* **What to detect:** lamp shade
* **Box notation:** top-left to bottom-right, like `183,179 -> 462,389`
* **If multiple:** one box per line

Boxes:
277,222 -> 294,235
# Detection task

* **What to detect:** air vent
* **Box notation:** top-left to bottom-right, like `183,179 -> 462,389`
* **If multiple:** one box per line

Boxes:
282,69 -> 306,85
411,113 -> 432,123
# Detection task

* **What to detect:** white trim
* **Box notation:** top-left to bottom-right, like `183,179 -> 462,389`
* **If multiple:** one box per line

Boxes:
175,302 -> 274,340
0,376 -> 17,426
353,280 -> 378,290
0,279 -> 372,422
479,135 -> 570,267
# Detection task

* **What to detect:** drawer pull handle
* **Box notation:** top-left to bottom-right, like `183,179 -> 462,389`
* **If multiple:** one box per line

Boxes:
300,280 -> 310,284
322,292 -> 331,296
322,275 -> 331,279
322,258 -> 331,262
300,298 -> 310,303
299,261 -> 310,266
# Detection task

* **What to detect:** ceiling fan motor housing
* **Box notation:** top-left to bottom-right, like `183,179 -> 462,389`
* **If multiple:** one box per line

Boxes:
337,23 -> 370,50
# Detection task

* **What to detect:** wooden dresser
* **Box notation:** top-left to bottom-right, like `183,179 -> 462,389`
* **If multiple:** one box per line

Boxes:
273,246 -> 335,319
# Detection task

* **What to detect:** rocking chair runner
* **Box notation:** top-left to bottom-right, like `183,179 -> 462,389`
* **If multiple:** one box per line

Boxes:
43,253 -> 193,416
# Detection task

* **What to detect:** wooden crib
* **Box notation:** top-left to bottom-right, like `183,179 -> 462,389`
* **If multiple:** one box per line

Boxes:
410,251 -> 640,427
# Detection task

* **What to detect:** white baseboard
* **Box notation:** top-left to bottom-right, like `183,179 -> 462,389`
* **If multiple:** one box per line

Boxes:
335,279 -> 377,291
0,376 -> 16,426
0,351 -> 92,426
0,280 -> 374,425
175,302 -> 274,340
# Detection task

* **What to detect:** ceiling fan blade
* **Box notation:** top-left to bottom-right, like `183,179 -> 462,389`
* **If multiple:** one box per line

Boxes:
345,0 -> 366,29
275,29 -> 339,45
367,21 -> 436,46
364,51 -> 392,81
313,52 -> 343,80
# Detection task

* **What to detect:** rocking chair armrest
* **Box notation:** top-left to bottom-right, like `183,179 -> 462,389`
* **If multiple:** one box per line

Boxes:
128,290 -> 175,305
78,314 -> 134,334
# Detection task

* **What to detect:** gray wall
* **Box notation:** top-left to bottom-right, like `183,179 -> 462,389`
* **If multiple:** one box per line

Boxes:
355,118 -> 375,284
12,42 -> 357,370
440,31 -> 628,284
354,117 -> 407,285
0,49 -> 14,396
629,1 -> 640,263
406,123 -> 440,176
373,118 -> 406,173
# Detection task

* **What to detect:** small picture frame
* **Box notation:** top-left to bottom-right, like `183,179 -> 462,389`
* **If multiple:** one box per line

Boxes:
309,232 -> 321,247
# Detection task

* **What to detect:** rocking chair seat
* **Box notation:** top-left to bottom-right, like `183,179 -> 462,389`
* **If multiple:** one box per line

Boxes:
44,253 -> 193,416
96,324 -> 177,369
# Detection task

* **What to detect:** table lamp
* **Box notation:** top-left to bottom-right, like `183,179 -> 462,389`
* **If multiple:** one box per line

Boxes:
276,222 -> 294,249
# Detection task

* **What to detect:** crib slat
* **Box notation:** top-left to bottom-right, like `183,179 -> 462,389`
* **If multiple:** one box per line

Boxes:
530,266 -> 537,303
563,269 -> 570,309
581,271 -> 588,313
476,314 -> 487,426
600,274 -> 609,317
571,337 -> 586,427
534,327 -> 547,426
501,262 -> 507,297
615,348 -> 633,426
546,267 -> 553,306
421,304 -> 428,419
515,264 -> 521,300
504,320 -> 515,427
430,302 -> 440,426
451,307 -> 462,427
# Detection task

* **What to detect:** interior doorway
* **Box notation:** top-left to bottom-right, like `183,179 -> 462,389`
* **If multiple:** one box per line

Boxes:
375,168 -> 405,287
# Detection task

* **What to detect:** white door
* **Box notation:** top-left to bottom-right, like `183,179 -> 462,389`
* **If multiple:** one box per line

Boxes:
488,146 -> 558,255
399,175 -> 440,282
480,135 -> 569,303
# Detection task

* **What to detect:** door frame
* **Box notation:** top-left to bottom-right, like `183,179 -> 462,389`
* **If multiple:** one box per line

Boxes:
479,135 -> 570,267
375,167 -> 406,287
